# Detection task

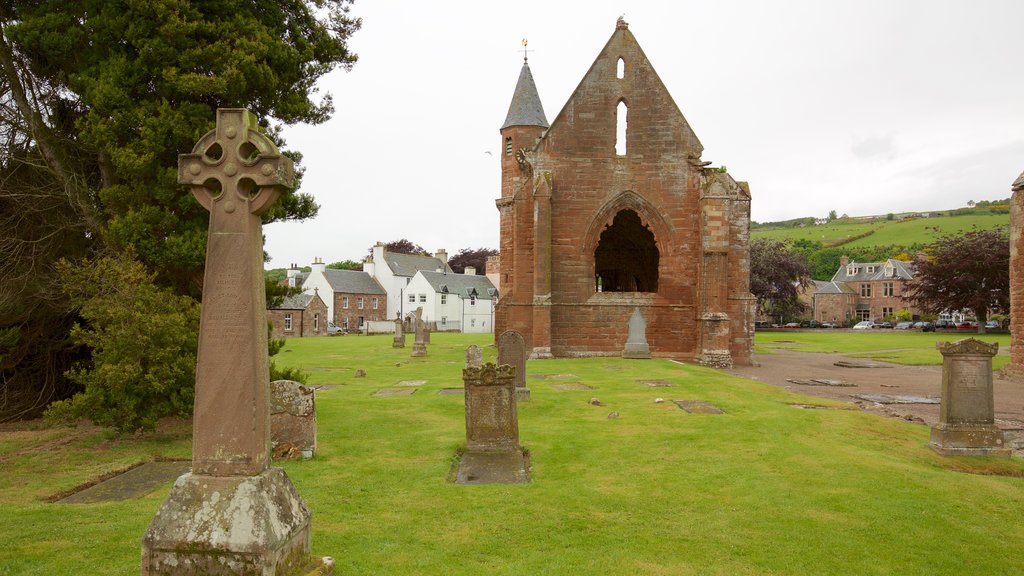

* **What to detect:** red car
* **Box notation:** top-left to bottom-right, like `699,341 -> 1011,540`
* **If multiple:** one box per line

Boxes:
956,322 -> 977,331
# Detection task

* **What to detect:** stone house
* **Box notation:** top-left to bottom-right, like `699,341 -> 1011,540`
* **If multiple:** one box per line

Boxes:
268,292 -> 329,338
495,18 -> 753,365
299,258 -> 388,332
404,268 -> 497,333
811,256 -> 919,324
362,242 -> 453,321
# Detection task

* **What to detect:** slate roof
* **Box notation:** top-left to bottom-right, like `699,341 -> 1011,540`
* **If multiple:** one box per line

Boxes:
418,270 -> 497,300
383,252 -> 452,278
273,293 -> 314,310
501,61 -> 549,129
831,259 -> 914,283
322,269 -> 386,295
812,280 -> 857,295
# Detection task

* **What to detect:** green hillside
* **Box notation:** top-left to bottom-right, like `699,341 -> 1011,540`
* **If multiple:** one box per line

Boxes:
752,213 -> 1008,249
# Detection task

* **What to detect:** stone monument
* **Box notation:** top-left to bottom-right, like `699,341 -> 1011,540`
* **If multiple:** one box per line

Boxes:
498,330 -> 530,401
465,344 -> 483,369
270,380 -> 316,460
931,338 -> 1009,457
392,317 -> 405,348
142,109 -> 320,575
411,307 -> 427,357
456,363 -> 529,484
622,307 -> 652,359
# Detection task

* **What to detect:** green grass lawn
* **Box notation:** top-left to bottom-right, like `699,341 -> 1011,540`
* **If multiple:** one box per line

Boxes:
3,333 -> 1024,575
757,330 -> 1012,369
752,213 -> 1008,248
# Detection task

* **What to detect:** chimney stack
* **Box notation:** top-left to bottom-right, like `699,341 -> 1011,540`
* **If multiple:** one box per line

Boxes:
464,266 -> 476,276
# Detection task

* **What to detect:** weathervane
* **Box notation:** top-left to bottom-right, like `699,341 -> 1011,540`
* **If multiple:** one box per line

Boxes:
521,38 -> 534,62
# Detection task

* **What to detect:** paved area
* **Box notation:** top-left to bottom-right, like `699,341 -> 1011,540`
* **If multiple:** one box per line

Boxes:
58,460 -> 190,504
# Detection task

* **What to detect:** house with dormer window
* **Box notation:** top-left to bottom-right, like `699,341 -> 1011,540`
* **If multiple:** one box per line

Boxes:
811,255 -> 921,324
403,268 -> 497,333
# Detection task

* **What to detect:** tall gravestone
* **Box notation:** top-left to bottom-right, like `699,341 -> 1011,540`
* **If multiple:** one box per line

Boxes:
498,330 -> 530,401
392,317 -> 405,348
622,307 -> 652,359
270,380 -> 316,460
456,363 -> 529,484
465,344 -> 483,369
931,338 -> 1009,457
142,109 -> 319,575
411,307 -> 428,357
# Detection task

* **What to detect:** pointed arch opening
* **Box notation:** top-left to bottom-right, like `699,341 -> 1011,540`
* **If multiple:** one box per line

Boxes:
615,100 -> 628,156
595,209 -> 659,292
616,57 -> 625,79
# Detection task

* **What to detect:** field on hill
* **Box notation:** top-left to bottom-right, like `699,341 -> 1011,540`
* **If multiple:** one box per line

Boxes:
2,333 -> 1024,575
752,213 -> 1008,249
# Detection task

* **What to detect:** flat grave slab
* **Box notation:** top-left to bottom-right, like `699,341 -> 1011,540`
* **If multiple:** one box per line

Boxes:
637,379 -> 674,387
438,388 -> 465,395
59,460 -> 191,504
373,387 -> 417,397
604,366 -> 625,371
786,378 -> 856,387
456,449 -> 529,485
834,360 -> 890,369
396,380 -> 428,387
853,393 -> 939,405
550,383 -> 594,391
529,374 -> 578,380
673,400 -> 725,414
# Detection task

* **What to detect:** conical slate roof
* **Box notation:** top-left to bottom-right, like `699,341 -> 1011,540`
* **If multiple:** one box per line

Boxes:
501,61 -> 549,129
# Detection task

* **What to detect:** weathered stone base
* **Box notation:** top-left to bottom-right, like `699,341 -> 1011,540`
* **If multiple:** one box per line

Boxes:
515,387 -> 531,402
622,342 -> 651,359
529,347 -> 553,360
698,350 -> 733,368
456,449 -> 529,485
141,468 -> 312,575
930,424 -> 1011,457
392,336 -> 405,348
411,343 -> 426,357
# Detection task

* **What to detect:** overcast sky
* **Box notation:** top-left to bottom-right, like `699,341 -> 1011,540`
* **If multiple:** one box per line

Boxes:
264,0 -> 1024,269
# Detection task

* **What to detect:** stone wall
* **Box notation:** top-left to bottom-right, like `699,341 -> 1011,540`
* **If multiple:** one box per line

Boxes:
333,291 -> 388,332
268,296 -> 328,338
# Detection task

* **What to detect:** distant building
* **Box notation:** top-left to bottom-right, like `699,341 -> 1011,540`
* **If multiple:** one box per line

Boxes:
362,242 -> 453,321
268,291 -> 329,338
404,268 -> 497,333
300,258 -> 388,332
810,256 -> 921,324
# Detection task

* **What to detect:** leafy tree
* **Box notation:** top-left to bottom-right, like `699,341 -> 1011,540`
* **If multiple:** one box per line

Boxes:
384,239 -> 428,255
448,248 -> 499,274
327,260 -> 363,271
749,239 -> 812,323
45,254 -> 200,433
828,210 -> 838,221
903,228 -> 1009,333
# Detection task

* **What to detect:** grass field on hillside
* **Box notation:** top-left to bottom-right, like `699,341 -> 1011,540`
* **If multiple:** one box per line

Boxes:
752,213 -> 1008,249
3,333 -> 1024,575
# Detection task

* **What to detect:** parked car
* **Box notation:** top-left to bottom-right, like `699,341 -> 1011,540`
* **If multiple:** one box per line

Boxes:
327,321 -> 343,335
852,321 -> 873,330
985,320 -> 1001,329
782,322 -> 800,329
934,320 -> 955,330
914,321 -> 935,332
873,322 -> 893,329
957,322 -> 978,331
894,321 -> 913,330
754,320 -> 773,330
820,322 -> 838,329
799,320 -> 821,328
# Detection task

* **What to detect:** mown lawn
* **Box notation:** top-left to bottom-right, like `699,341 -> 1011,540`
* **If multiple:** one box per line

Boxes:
756,330 -> 1012,369
2,333 -> 1023,575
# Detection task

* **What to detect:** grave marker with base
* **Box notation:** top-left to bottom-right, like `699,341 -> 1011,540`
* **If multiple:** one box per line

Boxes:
456,363 -> 529,484
141,109 -> 326,575
930,338 -> 1010,457
411,307 -> 427,357
622,307 -> 652,359
392,317 -> 405,348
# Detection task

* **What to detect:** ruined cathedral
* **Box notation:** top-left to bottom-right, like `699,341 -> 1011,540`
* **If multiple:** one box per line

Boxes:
494,19 -> 754,366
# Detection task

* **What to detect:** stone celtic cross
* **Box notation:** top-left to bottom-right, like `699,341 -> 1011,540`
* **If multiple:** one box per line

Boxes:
177,108 -> 295,477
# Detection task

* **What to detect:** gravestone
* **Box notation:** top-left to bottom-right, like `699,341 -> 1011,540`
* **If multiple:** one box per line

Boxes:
270,380 -> 316,460
142,109 -> 319,575
423,322 -> 431,344
930,338 -> 1010,456
411,307 -> 427,357
392,318 -> 405,348
498,330 -> 530,401
465,344 -> 483,369
622,307 -> 652,359
456,363 -> 528,484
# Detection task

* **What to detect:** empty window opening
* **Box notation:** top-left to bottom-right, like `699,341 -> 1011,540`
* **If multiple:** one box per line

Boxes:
615,100 -> 628,156
594,209 -> 659,292
505,137 -> 512,155
616,57 -> 624,79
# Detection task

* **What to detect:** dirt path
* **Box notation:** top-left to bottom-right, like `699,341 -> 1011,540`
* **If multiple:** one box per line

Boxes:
725,348 -> 1024,454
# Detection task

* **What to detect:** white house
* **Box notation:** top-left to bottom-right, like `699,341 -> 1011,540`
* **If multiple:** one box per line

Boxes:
362,242 -> 453,320
404,267 -> 497,333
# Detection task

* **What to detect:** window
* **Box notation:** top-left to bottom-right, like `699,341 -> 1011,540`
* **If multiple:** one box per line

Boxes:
441,294 -> 447,305
882,307 -> 894,318
419,294 -> 426,302
342,296 -> 349,309
284,313 -> 293,331
505,137 -> 512,155
883,282 -> 894,297
866,266 -> 876,274
441,316 -> 447,326
594,209 -> 659,292
470,296 -> 476,306
372,297 -> 379,310
616,57 -> 624,79
860,284 -> 872,298
470,318 -> 476,327
847,265 -> 856,276
342,317 -> 349,330
615,100 -> 628,156
857,310 -> 870,321
357,297 -> 364,310
313,313 -> 319,331
358,316 -> 365,327
408,293 -> 415,303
